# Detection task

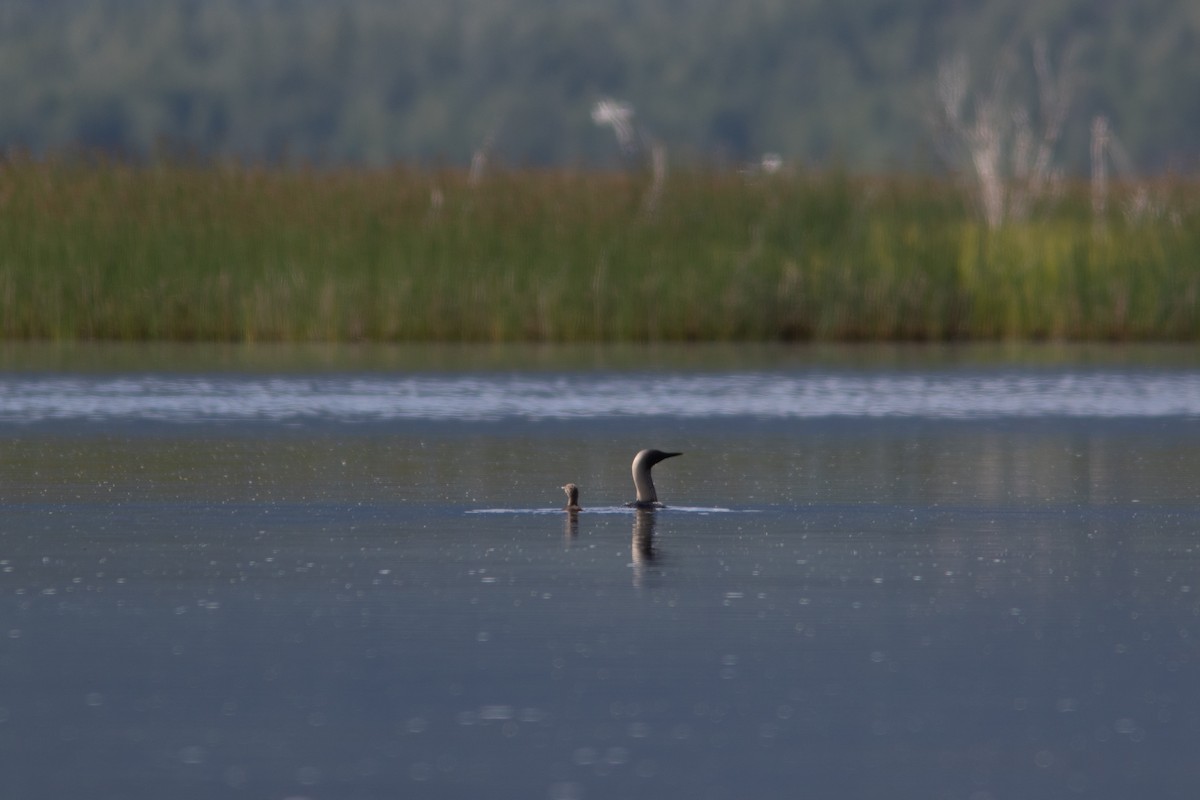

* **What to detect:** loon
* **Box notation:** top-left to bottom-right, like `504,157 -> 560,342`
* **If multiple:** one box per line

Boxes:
562,483 -> 582,512
628,449 -> 682,508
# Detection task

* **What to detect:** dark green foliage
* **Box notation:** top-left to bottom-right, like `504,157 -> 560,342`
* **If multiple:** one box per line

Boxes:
1,0 -> 1199,170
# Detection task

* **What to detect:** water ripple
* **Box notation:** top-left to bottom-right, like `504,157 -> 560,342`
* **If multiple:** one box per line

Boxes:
1,372 -> 1198,423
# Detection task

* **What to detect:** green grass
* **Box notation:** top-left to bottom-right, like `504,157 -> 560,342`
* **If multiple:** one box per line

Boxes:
1,156 -> 1198,342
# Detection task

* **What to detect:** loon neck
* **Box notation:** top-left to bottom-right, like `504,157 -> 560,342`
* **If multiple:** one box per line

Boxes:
630,448 -> 681,507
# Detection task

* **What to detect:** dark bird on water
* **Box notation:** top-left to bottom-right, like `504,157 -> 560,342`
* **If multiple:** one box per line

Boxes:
628,448 -> 681,508
562,483 -> 582,512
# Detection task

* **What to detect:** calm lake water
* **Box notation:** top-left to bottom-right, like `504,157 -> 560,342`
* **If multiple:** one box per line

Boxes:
2,344 -> 1199,800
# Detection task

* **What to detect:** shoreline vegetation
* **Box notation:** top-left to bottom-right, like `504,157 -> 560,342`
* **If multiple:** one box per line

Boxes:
1,157 -> 1197,343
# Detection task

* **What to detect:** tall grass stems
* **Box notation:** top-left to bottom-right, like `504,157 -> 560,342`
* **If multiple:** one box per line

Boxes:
1,156 -> 1197,342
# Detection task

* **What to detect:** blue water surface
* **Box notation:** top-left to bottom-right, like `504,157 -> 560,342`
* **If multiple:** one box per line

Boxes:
2,346 -> 1199,799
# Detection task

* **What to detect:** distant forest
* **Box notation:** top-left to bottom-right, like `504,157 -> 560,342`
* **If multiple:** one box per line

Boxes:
2,0 -> 1198,172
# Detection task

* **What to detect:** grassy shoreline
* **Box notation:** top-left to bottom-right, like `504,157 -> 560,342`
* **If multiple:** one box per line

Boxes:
1,158 -> 1197,342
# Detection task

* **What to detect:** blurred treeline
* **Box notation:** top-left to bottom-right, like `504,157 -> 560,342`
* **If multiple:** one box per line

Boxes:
2,0 -> 1198,171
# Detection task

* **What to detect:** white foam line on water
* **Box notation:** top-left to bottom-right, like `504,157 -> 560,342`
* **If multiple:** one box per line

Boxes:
468,506 -> 747,515
468,508 -> 568,515
2,372 -> 1199,422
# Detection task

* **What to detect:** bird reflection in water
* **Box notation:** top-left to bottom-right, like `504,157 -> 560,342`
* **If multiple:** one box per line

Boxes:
631,508 -> 662,588
562,483 -> 581,541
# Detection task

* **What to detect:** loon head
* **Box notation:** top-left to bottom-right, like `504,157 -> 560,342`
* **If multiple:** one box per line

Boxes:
630,449 -> 681,507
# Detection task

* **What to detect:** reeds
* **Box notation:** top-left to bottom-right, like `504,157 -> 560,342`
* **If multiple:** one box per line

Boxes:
1,156 -> 1197,342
